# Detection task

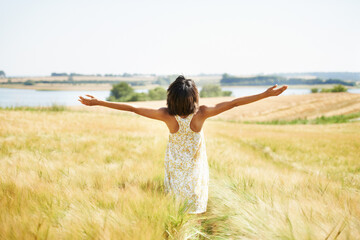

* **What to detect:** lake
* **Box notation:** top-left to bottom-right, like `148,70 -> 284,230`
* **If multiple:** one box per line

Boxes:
1,87 -> 359,107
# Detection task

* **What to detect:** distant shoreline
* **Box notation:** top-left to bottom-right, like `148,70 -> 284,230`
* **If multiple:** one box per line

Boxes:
0,84 -> 154,91
1,83 -> 359,91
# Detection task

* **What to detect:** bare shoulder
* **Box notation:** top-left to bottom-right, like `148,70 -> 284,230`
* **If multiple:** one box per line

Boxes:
159,107 -> 179,133
158,107 -> 169,114
194,105 -> 210,119
195,99 -> 236,119
158,107 -> 171,118
197,105 -> 209,115
159,107 -> 176,123
190,106 -> 208,132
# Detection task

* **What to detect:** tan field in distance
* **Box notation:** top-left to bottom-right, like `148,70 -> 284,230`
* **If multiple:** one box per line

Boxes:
0,75 -> 222,90
0,75 -> 157,83
71,92 -> 360,122
0,75 -> 221,83
0,83 -> 116,91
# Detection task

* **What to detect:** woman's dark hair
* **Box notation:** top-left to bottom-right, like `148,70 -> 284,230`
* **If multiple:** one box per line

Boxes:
167,75 -> 199,116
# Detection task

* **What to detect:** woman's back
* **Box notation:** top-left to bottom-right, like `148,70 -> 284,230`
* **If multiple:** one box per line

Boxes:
164,113 -> 209,214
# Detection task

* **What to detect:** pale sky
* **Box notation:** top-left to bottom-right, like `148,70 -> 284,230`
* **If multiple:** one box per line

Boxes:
0,0 -> 359,76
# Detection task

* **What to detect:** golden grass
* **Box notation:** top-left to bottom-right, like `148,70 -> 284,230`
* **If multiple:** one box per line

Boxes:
1,105 -> 360,239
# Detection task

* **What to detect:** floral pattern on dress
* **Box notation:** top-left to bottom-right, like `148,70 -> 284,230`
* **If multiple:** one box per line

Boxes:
164,113 -> 209,214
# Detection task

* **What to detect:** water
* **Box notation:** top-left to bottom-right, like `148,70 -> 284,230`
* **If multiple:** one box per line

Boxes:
0,87 -> 359,107
0,88 -> 112,107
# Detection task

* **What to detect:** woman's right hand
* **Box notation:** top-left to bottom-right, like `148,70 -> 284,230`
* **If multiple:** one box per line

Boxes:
78,95 -> 100,106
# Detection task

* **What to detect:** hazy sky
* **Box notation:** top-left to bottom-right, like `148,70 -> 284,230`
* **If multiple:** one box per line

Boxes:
0,0 -> 359,76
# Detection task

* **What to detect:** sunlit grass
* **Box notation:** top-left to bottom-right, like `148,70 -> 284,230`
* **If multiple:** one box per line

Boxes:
0,104 -> 67,112
243,111 -> 360,125
1,107 -> 359,239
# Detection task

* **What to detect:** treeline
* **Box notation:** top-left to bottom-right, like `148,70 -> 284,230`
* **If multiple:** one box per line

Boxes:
4,77 -> 175,87
108,83 -> 232,102
274,72 -> 360,81
108,82 -> 167,102
220,74 -> 356,86
6,79 -> 148,86
311,85 -> 348,93
200,85 -> 232,97
51,72 -> 156,77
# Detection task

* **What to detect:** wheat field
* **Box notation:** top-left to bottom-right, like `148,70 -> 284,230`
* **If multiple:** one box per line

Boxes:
1,95 -> 360,239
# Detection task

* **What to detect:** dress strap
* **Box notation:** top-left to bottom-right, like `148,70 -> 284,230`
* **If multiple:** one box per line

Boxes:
187,113 -> 195,124
174,113 -> 194,128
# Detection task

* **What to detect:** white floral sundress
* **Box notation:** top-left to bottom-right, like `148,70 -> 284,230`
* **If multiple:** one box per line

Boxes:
164,113 -> 209,214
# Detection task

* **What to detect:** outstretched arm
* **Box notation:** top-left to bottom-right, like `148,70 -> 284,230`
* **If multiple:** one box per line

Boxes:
200,84 -> 288,119
78,95 -> 169,121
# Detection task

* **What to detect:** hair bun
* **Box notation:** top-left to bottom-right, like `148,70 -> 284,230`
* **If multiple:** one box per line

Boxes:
175,75 -> 186,82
